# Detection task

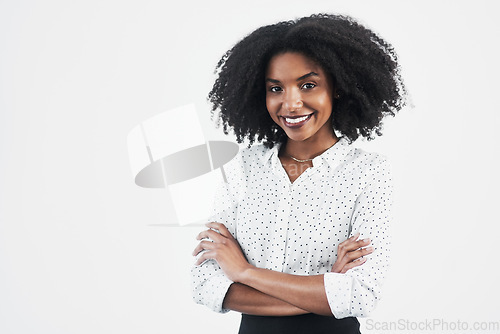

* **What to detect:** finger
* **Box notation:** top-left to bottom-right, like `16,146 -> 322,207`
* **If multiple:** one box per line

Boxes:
192,240 -> 217,257
344,246 -> 374,262
351,238 -> 371,250
206,222 -> 233,239
341,257 -> 367,273
338,233 -> 360,250
196,229 -> 226,243
194,250 -> 215,266
340,238 -> 371,253
348,232 -> 360,241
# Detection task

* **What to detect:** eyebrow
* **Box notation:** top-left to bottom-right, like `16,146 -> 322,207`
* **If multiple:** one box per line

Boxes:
297,72 -> 319,81
266,71 -> 320,84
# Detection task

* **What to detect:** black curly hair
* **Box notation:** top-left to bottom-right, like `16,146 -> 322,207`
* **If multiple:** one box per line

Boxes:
209,14 -> 407,148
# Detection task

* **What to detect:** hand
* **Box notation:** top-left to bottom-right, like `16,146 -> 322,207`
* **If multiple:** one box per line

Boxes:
192,222 -> 252,282
331,232 -> 373,274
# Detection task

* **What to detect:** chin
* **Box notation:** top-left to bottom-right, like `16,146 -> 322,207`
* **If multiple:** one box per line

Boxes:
284,132 -> 312,142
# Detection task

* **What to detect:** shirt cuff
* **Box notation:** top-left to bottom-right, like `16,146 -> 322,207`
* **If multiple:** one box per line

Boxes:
193,273 -> 234,313
324,272 -> 353,319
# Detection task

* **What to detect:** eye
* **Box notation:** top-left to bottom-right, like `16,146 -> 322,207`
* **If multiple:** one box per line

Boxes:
269,86 -> 283,93
301,82 -> 316,90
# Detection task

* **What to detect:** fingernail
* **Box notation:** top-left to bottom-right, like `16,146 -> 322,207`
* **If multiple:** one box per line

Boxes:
363,238 -> 371,243
366,246 -> 373,251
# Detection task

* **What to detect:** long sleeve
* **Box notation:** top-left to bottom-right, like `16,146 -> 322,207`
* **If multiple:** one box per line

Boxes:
324,156 -> 393,318
190,155 -> 244,313
190,141 -> 394,317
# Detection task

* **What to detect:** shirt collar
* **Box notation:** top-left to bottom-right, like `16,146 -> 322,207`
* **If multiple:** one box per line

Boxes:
261,137 -> 352,171
261,143 -> 278,166
312,137 -> 352,169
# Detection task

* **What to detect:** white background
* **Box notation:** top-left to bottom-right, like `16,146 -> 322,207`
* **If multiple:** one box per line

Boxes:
1,0 -> 499,333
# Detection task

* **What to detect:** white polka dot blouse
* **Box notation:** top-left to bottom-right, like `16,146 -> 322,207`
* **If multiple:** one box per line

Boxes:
191,137 -> 393,318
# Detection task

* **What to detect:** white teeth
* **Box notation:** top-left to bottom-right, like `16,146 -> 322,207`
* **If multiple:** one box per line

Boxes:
285,115 -> 310,124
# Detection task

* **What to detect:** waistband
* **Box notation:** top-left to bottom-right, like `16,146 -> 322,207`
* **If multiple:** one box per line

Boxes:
238,313 -> 360,334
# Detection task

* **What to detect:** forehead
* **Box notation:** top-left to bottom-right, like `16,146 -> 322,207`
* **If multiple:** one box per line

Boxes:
266,52 -> 324,77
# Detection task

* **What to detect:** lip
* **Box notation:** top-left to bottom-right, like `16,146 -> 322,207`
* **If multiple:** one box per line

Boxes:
280,113 -> 314,128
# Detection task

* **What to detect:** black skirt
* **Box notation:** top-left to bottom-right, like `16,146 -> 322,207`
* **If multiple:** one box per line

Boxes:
238,313 -> 360,334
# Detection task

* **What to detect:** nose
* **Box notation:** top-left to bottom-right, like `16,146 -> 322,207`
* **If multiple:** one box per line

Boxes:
283,88 -> 303,112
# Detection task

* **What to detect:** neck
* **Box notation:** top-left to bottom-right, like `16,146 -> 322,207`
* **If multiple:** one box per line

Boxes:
281,134 -> 339,161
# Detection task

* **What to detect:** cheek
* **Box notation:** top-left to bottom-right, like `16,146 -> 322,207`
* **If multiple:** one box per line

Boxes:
266,96 -> 280,118
310,93 -> 333,115
311,91 -> 332,107
265,95 -> 273,110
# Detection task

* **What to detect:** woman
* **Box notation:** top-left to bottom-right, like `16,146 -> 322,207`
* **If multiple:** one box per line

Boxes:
191,14 -> 406,334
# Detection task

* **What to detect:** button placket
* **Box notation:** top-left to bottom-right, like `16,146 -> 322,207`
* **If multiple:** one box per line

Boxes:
273,182 -> 291,270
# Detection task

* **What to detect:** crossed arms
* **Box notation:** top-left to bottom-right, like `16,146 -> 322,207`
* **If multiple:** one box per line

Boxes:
192,223 -> 373,316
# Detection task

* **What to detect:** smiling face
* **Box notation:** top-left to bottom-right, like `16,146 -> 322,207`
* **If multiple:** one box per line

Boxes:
265,52 -> 336,145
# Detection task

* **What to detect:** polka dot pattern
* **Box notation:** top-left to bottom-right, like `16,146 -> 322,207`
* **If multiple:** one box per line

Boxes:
191,137 -> 393,317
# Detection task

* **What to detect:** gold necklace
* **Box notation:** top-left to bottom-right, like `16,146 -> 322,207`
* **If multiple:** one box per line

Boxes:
288,155 -> 313,163
286,140 -> 338,163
